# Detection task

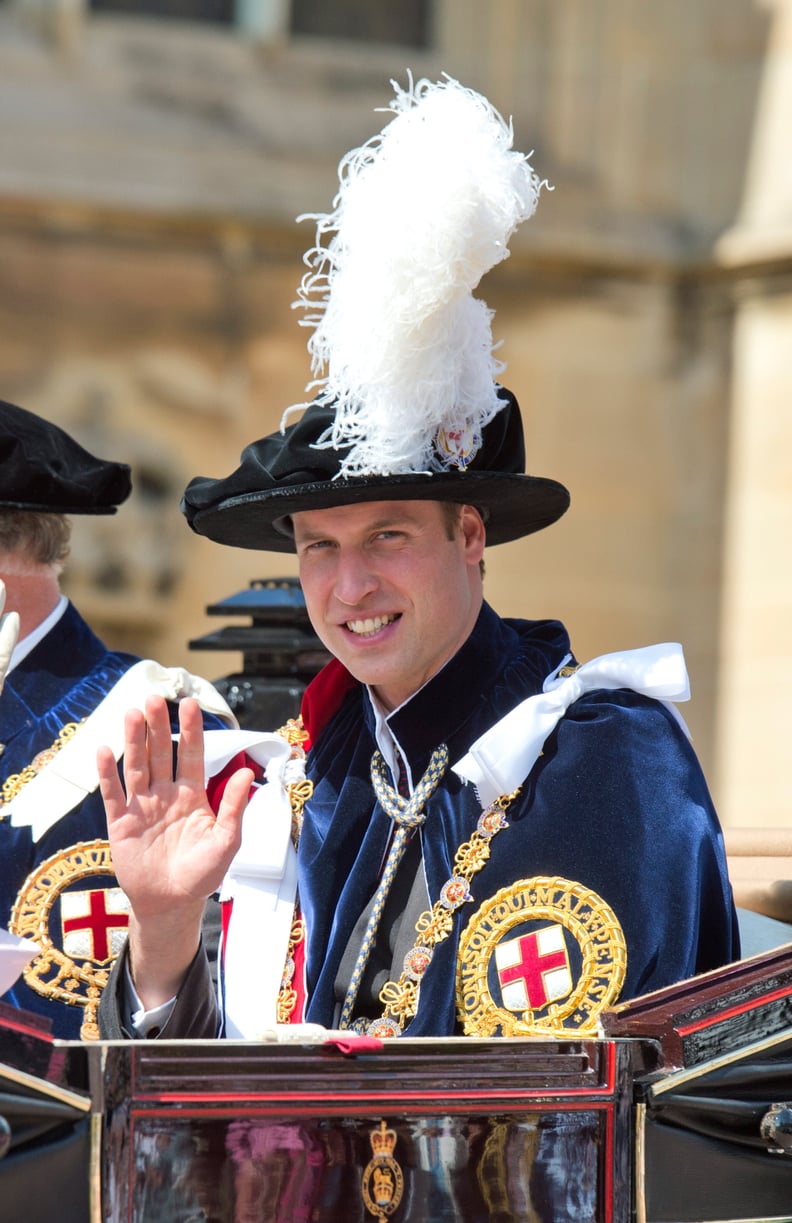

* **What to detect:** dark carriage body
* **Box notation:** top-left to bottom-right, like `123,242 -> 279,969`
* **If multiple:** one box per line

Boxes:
2,944 -> 792,1223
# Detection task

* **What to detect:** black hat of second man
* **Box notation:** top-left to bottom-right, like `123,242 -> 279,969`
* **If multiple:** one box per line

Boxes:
0,401 -> 132,514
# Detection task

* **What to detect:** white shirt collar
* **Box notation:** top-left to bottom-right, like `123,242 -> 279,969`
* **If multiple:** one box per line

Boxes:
367,686 -> 414,793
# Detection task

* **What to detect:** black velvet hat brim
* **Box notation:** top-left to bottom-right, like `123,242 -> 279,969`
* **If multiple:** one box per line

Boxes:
0,401 -> 131,514
185,470 -> 570,553
0,497 -> 124,515
182,389 -> 570,553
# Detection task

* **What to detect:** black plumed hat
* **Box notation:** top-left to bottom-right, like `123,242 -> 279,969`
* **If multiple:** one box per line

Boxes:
182,388 -> 569,553
183,76 -> 571,554
0,401 -> 132,514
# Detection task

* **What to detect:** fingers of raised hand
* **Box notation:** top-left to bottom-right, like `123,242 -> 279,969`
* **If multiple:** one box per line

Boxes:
117,705 -> 152,795
145,694 -> 179,786
116,696 -> 175,798
214,765 -> 255,847
174,697 -> 206,787
97,743 -> 128,821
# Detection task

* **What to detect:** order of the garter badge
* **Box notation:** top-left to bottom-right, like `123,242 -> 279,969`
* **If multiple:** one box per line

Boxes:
9,839 -> 130,1040
455,876 -> 627,1036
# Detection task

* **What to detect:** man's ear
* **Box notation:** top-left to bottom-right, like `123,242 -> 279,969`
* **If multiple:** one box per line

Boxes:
459,505 -> 486,566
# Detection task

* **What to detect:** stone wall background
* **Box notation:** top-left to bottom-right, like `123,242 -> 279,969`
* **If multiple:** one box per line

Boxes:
1,0 -> 790,827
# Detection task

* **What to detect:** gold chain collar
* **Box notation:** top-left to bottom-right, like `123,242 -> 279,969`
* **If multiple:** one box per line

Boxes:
0,720 -> 86,812
249,717 -> 520,1038
354,786 -> 522,1038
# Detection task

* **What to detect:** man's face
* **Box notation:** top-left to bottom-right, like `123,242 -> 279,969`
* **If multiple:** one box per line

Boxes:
293,499 -> 486,712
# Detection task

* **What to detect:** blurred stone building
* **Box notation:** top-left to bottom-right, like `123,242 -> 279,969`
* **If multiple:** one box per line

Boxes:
0,0 -> 790,827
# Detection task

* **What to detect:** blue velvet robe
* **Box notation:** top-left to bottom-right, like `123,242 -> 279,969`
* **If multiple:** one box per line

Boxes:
0,602 -> 140,1036
300,603 -> 739,1035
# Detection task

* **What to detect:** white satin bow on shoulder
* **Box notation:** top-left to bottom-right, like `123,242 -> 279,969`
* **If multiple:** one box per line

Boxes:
452,642 -> 691,808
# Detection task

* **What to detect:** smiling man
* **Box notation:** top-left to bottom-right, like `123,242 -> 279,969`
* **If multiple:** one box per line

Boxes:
97,389 -> 738,1042
292,500 -> 485,712
96,76 -> 739,1042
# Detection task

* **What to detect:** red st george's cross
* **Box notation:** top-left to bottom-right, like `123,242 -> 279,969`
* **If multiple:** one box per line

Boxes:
494,924 -> 572,1012
61,888 -> 130,964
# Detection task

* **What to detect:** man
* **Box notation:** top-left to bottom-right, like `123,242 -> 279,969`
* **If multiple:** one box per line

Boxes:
97,76 -> 739,1041
0,401 -> 234,1038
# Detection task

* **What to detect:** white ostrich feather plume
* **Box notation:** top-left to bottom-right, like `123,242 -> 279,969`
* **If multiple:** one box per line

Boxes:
290,74 -> 545,477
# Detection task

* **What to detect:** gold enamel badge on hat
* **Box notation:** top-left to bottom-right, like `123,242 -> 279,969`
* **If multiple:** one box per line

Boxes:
434,423 -> 480,470
9,839 -> 130,1039
455,875 -> 627,1037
